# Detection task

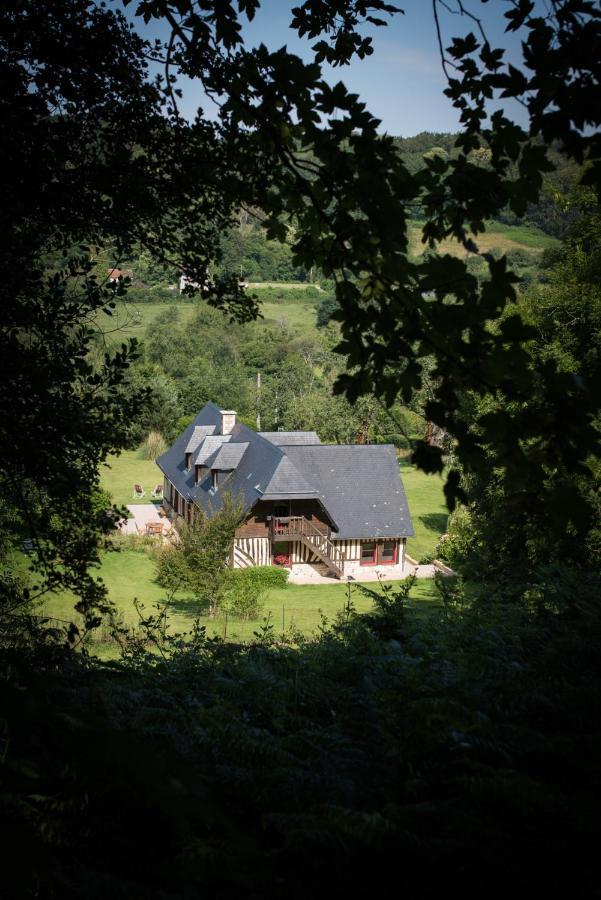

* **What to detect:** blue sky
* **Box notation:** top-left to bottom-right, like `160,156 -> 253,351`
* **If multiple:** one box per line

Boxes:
124,0 -> 533,136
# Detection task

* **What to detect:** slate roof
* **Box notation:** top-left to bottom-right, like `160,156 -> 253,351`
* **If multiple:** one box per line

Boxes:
185,425 -> 216,454
211,442 -> 249,470
260,431 -> 321,446
156,402 -> 413,539
283,444 -> 414,539
193,434 -> 231,465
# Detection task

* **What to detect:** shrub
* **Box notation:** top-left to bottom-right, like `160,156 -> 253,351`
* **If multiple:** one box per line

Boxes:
222,578 -> 265,620
155,544 -> 189,601
226,565 -> 289,591
139,430 -> 167,460
221,566 -> 287,620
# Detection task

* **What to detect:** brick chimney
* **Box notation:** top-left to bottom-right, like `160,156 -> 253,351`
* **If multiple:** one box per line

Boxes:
220,410 -> 236,435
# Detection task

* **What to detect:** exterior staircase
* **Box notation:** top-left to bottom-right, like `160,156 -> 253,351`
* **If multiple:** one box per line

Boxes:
271,516 -> 344,578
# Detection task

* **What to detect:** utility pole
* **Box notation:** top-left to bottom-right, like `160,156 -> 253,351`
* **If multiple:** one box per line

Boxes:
256,371 -> 261,431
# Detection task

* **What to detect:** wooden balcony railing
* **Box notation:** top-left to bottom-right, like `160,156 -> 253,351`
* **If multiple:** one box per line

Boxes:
270,516 -> 344,577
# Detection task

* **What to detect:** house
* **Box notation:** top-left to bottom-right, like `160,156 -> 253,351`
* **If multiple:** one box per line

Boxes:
156,403 -> 414,578
107,267 -> 133,282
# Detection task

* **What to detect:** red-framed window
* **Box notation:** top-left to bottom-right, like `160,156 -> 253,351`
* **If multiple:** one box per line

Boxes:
360,541 -> 377,566
381,541 -> 397,565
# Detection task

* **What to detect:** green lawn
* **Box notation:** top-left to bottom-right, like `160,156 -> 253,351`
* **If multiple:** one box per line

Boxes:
43,453 -> 448,651
399,461 -> 448,562
39,547 -> 442,652
100,449 -> 163,511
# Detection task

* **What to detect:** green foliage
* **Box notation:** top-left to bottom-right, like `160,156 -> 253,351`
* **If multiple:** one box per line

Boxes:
4,575 -> 601,896
157,493 -> 245,617
442,201 -> 601,586
222,570 -> 267,620
316,294 -> 340,327
226,564 -> 289,592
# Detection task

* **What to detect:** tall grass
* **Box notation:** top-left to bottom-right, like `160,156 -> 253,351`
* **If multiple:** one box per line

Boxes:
139,430 -> 167,461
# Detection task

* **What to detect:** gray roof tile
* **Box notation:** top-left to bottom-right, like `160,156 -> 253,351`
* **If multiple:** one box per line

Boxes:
211,442 -> 249,470
184,425 -> 216,454
194,434 -> 231,465
260,431 -> 321,445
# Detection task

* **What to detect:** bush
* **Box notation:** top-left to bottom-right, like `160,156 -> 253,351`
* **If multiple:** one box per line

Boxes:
316,295 -> 340,327
228,565 -> 289,590
505,247 -> 538,268
139,430 -> 167,460
220,566 -> 287,619
222,579 -> 265,620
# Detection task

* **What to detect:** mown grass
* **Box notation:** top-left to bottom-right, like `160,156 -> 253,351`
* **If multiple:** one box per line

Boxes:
400,461 -> 448,562
248,285 -> 323,335
39,546 -> 442,653
100,449 -> 163,512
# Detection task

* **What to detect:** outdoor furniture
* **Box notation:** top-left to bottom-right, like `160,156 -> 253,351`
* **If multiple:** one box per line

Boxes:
132,483 -> 145,499
151,483 -> 163,498
145,522 -> 163,536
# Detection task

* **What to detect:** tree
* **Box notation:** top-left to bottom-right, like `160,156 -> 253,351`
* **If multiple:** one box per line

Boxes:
0,0 -> 267,628
157,493 -> 244,617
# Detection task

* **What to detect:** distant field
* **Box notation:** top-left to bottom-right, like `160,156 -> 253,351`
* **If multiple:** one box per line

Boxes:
260,300 -> 318,334
409,220 -> 558,257
247,282 -> 323,290
90,300 -> 198,346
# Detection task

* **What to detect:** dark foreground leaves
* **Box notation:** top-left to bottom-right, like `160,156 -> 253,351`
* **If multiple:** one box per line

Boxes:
2,582 -> 600,899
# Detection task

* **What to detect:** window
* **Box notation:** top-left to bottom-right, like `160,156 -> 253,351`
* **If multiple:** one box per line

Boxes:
381,541 -> 397,564
360,541 -> 377,565
211,470 -> 218,490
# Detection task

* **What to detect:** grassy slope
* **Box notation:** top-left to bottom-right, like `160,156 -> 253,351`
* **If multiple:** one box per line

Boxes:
40,548 -> 441,650
100,449 -> 164,511
91,300 -> 198,347
46,455 -> 447,648
408,220 -> 558,256
401,462 -> 448,562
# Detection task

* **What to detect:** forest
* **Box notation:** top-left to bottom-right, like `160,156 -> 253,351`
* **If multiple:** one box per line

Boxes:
1,1 -> 600,898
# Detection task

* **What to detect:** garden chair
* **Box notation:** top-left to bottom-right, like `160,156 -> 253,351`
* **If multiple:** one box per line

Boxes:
132,483 -> 145,499
151,483 -> 163,498
145,522 -> 163,537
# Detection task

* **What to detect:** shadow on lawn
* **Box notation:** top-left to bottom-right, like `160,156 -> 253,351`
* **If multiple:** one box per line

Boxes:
419,513 -> 448,534
164,596 -> 208,619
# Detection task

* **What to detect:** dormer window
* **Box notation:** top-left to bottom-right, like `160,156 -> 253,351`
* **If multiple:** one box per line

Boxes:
212,470 -> 219,490
185,452 -> 192,469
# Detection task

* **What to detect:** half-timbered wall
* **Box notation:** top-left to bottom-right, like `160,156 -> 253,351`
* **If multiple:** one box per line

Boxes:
233,537 -> 271,568
332,538 -> 406,569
